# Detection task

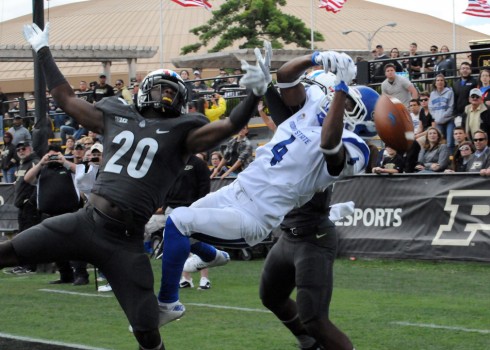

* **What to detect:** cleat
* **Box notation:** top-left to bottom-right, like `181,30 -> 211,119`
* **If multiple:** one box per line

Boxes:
179,277 -> 194,289
198,277 -> 211,290
158,301 -> 185,327
97,283 -> 113,292
183,250 -> 230,273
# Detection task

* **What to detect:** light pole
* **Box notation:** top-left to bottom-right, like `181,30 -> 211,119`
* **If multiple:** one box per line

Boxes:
342,22 -> 397,52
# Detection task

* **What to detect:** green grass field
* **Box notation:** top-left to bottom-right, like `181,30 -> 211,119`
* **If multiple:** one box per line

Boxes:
0,258 -> 489,350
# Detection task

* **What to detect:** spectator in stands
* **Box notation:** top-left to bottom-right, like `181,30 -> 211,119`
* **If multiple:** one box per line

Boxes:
114,79 -> 133,105
429,74 -> 455,153
76,81 -> 94,104
93,74 -> 114,102
372,146 -> 403,174
59,81 -> 93,145
204,93 -> 226,122
408,42 -> 422,80
424,45 -> 439,83
465,130 -> 490,172
6,141 -> 41,275
209,151 -> 228,178
381,63 -> 419,107
210,125 -> 253,179
453,126 -> 468,148
212,68 -> 229,91
387,48 -> 404,73
418,91 -> 435,136
373,44 -> 389,82
462,88 -> 489,140
72,141 -> 86,164
64,135 -> 75,161
180,70 -> 194,102
453,62 -> 478,120
478,68 -> 490,108
190,69 -> 208,100
435,45 -> 456,77
131,82 -> 140,105
445,141 -> 475,173
415,127 -> 449,172
80,135 -> 95,150
24,144 -> 81,285
409,98 -> 423,138
7,115 -> 32,146
1,132 -> 18,183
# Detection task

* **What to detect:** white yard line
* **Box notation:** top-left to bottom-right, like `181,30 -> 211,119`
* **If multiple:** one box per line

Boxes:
39,289 -> 113,297
39,289 -> 270,312
392,321 -> 490,334
0,332 -> 112,350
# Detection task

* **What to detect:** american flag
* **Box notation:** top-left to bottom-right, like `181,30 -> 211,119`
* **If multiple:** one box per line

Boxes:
319,0 -> 347,13
171,0 -> 212,10
462,0 -> 490,18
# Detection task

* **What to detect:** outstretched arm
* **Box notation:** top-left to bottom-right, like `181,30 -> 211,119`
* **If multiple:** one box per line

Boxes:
186,91 -> 261,153
23,23 -> 103,134
185,60 -> 266,154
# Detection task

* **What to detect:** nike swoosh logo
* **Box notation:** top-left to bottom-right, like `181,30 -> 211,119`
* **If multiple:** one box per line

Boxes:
316,232 -> 327,239
156,129 -> 170,134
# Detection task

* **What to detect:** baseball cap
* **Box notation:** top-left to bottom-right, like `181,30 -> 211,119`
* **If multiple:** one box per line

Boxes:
99,74 -> 107,78
90,143 -> 103,153
16,141 -> 31,148
376,44 -> 383,49
74,142 -> 84,150
14,115 -> 22,119
193,70 -> 201,75
469,88 -> 482,97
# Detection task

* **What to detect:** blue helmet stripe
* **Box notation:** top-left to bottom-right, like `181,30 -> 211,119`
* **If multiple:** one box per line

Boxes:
342,136 -> 370,170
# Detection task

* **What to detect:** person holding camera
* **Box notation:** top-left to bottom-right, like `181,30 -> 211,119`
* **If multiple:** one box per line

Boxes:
204,93 -> 227,122
24,144 -> 82,284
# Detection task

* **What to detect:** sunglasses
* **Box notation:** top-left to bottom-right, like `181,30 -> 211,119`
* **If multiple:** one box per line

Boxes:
459,146 -> 471,151
474,138 -> 486,142
420,98 -> 428,102
430,49 -> 437,51
16,147 -> 27,151
470,95 -> 481,99
115,83 -> 122,86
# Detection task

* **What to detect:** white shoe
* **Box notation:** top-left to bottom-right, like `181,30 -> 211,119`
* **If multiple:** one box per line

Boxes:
158,301 -> 185,327
179,277 -> 194,288
183,250 -> 230,273
97,283 -> 112,292
198,277 -> 211,290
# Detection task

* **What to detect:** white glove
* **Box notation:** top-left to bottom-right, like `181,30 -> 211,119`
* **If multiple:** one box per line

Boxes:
254,40 -> 272,85
23,22 -> 50,53
240,60 -> 267,96
314,51 -> 356,86
333,52 -> 357,86
329,201 -> 355,222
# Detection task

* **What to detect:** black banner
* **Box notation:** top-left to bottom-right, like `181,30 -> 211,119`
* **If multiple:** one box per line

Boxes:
0,184 -> 18,232
332,174 -> 490,262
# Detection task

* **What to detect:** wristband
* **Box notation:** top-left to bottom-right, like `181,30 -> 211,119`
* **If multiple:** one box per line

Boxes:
276,76 -> 302,89
334,81 -> 349,94
311,51 -> 320,65
320,141 -> 343,155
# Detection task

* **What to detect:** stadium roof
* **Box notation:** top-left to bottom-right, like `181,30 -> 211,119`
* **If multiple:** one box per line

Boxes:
0,0 -> 488,93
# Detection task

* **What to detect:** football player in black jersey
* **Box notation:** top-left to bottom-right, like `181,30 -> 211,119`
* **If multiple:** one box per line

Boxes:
0,23 -> 267,350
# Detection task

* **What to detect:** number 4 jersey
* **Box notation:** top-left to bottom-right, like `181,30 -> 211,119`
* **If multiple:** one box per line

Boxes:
237,85 -> 370,229
91,97 -> 208,226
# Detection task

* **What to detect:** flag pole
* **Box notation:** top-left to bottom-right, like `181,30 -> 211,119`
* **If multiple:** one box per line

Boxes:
452,0 -> 456,51
160,0 -> 164,67
310,0 -> 314,50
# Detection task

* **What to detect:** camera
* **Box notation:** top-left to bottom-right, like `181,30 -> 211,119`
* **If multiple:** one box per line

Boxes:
48,155 -> 59,161
91,157 -> 100,163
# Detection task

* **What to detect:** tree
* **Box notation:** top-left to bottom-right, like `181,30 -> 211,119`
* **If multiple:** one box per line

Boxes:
181,0 -> 324,54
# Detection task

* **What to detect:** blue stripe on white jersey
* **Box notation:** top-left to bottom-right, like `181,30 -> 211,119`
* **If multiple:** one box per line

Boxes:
342,136 -> 370,171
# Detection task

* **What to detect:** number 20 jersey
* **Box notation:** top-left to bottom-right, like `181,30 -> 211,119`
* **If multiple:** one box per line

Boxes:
237,85 -> 370,230
91,97 -> 208,226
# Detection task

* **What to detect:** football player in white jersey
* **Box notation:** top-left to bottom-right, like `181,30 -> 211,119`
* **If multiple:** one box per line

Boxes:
157,50 -> 371,326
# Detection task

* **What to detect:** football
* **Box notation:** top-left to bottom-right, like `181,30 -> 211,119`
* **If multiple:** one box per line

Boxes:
374,95 -> 414,153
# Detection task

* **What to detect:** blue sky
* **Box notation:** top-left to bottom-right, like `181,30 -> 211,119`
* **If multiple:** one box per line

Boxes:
1,0 -> 489,35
